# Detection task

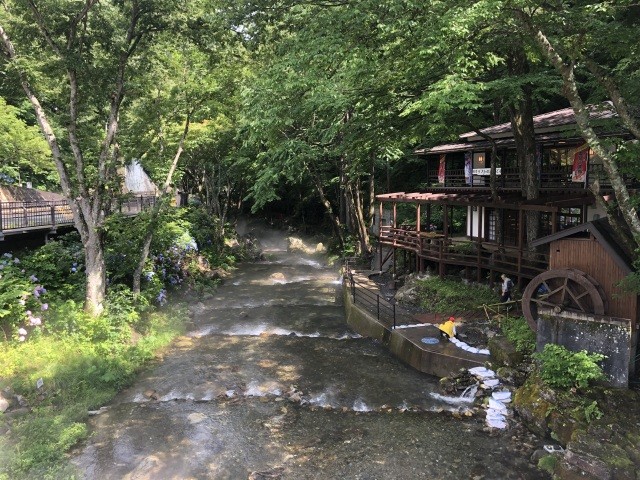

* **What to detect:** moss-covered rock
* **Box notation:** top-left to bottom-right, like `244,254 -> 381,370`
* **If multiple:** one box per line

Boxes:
488,335 -> 524,367
513,375 -> 557,438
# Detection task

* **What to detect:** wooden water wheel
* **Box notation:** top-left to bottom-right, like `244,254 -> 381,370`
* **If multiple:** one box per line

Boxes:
522,268 -> 607,331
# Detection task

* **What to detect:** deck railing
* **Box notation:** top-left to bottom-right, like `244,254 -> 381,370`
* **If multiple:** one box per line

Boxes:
0,194 -> 158,239
378,225 -> 549,281
424,163 -> 621,189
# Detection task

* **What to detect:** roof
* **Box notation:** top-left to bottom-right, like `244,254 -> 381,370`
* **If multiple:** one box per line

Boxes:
0,185 -> 66,203
530,218 -> 634,274
375,191 -> 593,211
416,103 -> 617,155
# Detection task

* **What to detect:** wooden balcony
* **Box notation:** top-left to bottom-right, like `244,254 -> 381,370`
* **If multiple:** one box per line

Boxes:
423,164 -> 622,191
378,225 -> 549,284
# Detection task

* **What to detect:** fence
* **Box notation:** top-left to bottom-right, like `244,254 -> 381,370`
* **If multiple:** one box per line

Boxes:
344,259 -> 418,329
0,194 -> 157,240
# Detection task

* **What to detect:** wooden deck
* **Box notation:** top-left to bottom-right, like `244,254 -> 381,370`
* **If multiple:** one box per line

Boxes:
378,226 -> 549,285
0,194 -> 157,240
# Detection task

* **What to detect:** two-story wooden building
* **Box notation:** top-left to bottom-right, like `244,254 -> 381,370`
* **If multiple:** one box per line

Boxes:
376,105 -> 633,288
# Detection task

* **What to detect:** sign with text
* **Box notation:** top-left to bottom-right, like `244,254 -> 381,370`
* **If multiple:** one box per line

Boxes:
472,168 -> 501,176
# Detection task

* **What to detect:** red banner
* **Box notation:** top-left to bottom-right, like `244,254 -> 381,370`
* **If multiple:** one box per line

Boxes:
438,154 -> 446,184
572,144 -> 589,182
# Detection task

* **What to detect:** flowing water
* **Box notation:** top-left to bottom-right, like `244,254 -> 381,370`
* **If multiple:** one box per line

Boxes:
71,222 -> 549,479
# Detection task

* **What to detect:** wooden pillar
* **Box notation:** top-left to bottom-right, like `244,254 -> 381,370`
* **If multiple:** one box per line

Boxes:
416,203 -> 421,232
393,203 -> 397,228
441,204 -> 449,278
517,208 -> 524,288
476,206 -> 483,283
378,201 -> 383,271
551,210 -> 558,234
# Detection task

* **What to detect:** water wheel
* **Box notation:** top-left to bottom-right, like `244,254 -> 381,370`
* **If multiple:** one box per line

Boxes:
522,268 -> 607,331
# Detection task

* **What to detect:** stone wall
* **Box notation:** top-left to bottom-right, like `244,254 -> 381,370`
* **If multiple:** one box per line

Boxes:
537,309 -> 634,388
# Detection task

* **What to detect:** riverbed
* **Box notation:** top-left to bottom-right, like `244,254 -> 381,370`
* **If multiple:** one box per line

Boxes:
70,222 -> 549,479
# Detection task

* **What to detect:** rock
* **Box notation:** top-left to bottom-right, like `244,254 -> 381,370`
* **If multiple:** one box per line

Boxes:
0,393 -> 9,413
287,237 -> 314,255
188,302 -> 207,316
512,377 -> 555,438
270,272 -> 286,281
15,395 -> 27,407
488,335 -> 524,368
315,242 -> 326,253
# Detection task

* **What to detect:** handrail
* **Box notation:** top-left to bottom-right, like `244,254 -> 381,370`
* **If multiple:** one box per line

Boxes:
344,259 -> 402,329
0,194 -> 158,239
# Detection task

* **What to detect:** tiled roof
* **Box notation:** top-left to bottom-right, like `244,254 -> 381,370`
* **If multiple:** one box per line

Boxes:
0,185 -> 66,203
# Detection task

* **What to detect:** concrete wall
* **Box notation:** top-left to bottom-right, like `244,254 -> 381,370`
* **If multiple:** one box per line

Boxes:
343,286 -> 484,378
537,310 -> 634,388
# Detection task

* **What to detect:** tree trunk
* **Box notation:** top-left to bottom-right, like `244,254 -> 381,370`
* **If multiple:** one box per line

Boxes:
84,229 -> 107,316
516,10 -> 640,249
132,113 -> 191,294
508,47 -> 540,251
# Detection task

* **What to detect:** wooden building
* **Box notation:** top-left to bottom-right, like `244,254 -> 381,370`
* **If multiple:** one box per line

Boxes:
376,105 -> 636,288
521,219 -> 638,385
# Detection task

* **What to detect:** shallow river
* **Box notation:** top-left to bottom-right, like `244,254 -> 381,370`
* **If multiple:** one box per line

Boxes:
71,223 -> 549,479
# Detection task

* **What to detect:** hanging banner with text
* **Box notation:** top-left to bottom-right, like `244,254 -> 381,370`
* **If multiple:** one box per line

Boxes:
571,143 -> 589,182
438,154 -> 446,184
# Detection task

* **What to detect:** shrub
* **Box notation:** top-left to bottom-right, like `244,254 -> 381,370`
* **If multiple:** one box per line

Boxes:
500,316 -> 536,355
415,276 -> 497,313
18,232 -> 85,300
534,344 -> 606,390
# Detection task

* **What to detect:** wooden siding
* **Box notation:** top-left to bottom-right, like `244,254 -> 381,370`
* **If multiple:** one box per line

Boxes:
550,237 -> 638,323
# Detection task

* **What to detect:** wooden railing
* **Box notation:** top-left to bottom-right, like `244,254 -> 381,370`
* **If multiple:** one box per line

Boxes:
424,163 -> 622,190
0,194 -> 157,240
379,225 -> 549,281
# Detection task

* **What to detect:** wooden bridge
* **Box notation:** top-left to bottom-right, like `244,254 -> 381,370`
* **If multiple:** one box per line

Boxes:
0,194 -> 157,241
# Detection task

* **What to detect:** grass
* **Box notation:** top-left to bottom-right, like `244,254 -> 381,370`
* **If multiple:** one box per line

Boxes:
415,276 -> 497,313
0,306 -> 187,480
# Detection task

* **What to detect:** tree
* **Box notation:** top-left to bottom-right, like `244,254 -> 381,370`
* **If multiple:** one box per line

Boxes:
512,2 -> 640,250
0,96 -> 53,186
0,0 -> 178,314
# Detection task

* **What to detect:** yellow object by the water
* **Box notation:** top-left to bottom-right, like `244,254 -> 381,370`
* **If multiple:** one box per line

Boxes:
438,317 -> 456,338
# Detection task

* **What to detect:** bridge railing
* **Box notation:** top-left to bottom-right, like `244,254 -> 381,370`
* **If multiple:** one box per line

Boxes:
0,194 -> 158,240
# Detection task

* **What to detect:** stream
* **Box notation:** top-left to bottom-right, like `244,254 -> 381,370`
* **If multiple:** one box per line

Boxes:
71,221 -> 549,479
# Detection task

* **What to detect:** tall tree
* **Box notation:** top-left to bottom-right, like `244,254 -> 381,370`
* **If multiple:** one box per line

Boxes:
0,0 -> 180,314
512,1 -> 640,249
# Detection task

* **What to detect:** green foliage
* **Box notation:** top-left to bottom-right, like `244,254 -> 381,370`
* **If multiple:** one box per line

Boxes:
0,258 -> 33,339
499,316 -> 536,355
18,233 -> 85,301
537,454 -> 558,474
534,344 -> 606,390
0,97 -> 54,188
415,276 -> 497,313
582,400 -> 603,424
0,306 -> 186,478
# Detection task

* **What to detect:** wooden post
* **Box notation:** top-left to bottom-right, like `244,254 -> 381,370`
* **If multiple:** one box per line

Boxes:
477,206 -> 483,283
23,204 -> 28,228
378,201 -> 383,272
441,203 -> 449,278
393,203 -> 397,228
0,203 -> 4,241
50,205 -> 56,230
517,208 -> 524,287
551,210 -> 558,234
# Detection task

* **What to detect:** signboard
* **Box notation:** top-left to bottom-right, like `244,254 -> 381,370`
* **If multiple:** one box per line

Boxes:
472,168 -> 501,176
